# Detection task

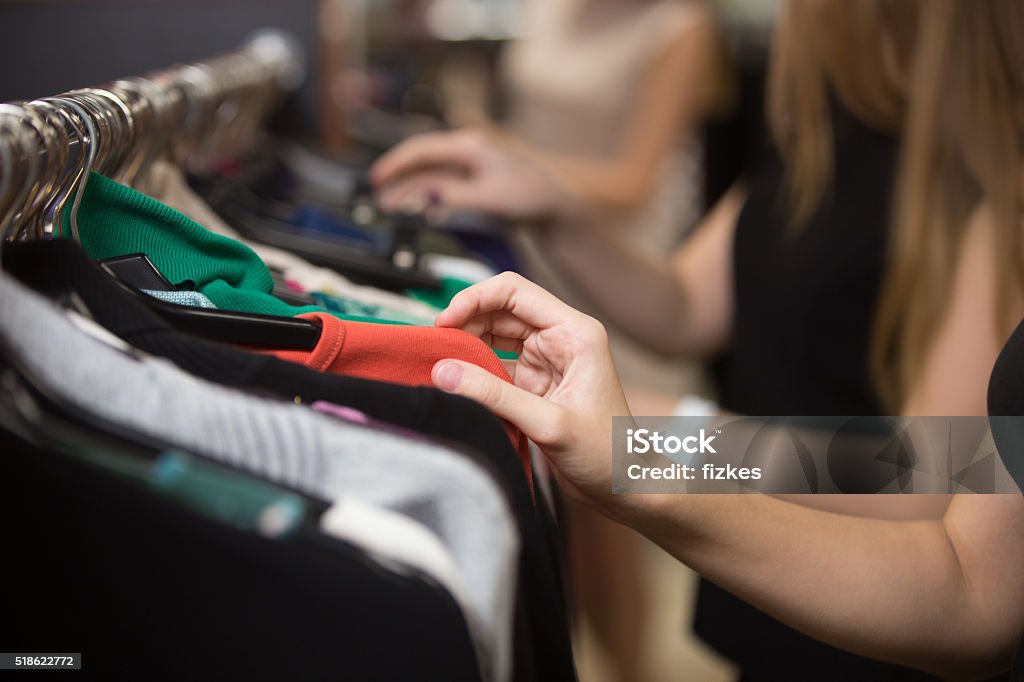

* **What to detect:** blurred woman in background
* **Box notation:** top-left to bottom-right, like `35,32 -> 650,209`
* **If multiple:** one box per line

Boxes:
399,0 -> 724,390
373,0 -> 1024,678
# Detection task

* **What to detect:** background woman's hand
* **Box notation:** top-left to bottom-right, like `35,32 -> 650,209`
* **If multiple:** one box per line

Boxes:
429,272 -> 632,506
369,129 -> 577,222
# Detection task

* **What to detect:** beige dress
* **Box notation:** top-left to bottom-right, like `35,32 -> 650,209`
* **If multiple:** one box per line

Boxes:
501,0 -> 703,392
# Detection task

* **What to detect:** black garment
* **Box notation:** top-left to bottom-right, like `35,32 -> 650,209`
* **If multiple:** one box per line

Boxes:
989,319 -> 1024,423
2,238 -> 576,682
720,104 -> 892,416
988,318 -> 1024,682
988,317 -> 1024,494
0,427 -> 484,681
700,104 -> 938,680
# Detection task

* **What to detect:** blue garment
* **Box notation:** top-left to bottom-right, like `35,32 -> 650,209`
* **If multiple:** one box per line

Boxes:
449,232 -> 522,275
290,205 -> 387,250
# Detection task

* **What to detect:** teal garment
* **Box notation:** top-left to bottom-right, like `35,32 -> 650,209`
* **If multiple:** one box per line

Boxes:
309,291 -> 435,326
310,291 -> 382,317
143,289 -> 217,310
59,172 -> 400,325
152,451 -> 304,538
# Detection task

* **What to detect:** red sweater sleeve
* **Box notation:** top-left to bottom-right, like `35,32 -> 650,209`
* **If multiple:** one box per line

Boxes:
272,313 -> 532,490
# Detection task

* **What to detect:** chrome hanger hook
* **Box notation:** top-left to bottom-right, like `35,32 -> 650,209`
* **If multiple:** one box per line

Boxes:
28,99 -> 82,239
47,96 -> 97,241
0,105 -> 41,241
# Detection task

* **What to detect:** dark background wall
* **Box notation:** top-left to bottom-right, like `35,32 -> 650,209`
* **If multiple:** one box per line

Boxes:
0,0 -> 318,138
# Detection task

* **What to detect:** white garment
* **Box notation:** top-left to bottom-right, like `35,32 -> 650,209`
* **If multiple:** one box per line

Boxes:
422,253 -> 497,283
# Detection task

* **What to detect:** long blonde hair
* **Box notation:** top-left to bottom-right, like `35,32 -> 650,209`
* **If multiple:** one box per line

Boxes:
769,0 -> 1024,410
872,0 -> 1024,410
768,0 -> 918,226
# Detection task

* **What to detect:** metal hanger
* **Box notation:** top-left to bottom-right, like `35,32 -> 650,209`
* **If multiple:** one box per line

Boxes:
0,106 -> 41,241
44,96 -> 98,242
27,100 -> 81,239
11,104 -> 68,240
0,123 -> 25,240
109,77 -> 170,188
83,88 -> 136,182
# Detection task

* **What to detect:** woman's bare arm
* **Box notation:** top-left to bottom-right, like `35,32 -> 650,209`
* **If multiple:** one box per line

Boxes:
537,183 -> 742,357
626,492 -> 1024,679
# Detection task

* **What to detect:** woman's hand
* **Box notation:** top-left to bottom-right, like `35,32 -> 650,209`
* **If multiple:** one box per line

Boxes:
429,272 -> 632,507
369,129 -> 578,222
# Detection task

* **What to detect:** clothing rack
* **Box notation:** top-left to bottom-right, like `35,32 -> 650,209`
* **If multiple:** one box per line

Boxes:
0,31 -> 577,681
0,30 -> 303,243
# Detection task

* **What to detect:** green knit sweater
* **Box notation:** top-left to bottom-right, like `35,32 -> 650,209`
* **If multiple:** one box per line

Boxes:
59,172 -> 400,323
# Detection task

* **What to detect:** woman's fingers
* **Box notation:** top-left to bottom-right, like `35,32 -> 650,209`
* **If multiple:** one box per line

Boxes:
457,310 -> 535,345
376,169 -> 486,213
376,176 -> 438,212
370,130 -> 481,186
484,335 -> 525,354
432,359 -> 570,447
436,272 -> 579,331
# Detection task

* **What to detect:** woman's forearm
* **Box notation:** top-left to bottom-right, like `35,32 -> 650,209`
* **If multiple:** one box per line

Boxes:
774,493 -> 952,520
616,493 -> 1023,679
539,154 -> 662,214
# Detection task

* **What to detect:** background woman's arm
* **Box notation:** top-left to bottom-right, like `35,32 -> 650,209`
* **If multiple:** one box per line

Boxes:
536,184 -> 742,357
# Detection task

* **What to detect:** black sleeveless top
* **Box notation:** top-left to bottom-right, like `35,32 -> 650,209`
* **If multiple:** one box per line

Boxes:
988,320 -> 1024,682
695,103 -> 940,679
718,104 -> 892,416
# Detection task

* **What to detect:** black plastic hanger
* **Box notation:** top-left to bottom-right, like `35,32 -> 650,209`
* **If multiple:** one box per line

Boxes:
99,253 -> 177,291
98,253 -> 321,351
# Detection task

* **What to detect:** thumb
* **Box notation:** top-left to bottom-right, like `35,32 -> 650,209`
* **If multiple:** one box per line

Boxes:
432,359 -> 566,446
